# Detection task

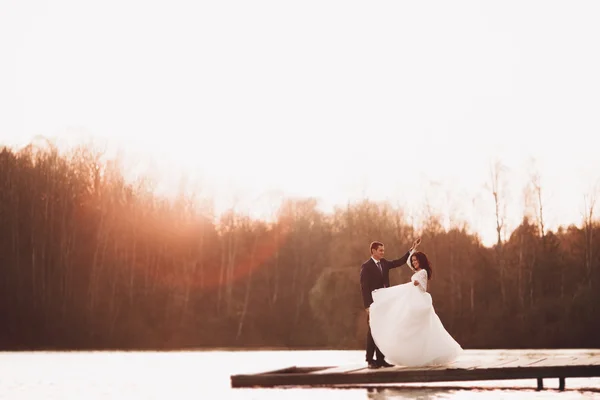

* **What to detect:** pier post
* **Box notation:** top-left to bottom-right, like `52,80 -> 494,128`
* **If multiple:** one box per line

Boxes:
558,377 -> 565,391
536,378 -> 543,391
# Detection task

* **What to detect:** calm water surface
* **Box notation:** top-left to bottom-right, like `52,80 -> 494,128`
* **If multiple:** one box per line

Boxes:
0,350 -> 598,399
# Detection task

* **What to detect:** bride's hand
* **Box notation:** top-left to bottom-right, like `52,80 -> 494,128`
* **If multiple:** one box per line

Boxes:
411,237 -> 421,251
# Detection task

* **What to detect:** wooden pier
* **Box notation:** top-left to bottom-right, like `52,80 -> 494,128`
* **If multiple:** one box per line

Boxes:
230,350 -> 600,390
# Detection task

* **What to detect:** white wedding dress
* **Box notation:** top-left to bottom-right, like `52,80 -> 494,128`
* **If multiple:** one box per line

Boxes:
368,256 -> 463,367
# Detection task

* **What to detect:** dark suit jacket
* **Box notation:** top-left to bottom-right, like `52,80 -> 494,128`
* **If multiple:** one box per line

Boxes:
360,251 -> 411,309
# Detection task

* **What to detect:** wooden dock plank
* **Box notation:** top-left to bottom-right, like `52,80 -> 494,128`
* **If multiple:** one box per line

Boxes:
348,365 -> 414,374
589,356 -> 600,366
520,357 -> 586,367
230,351 -> 600,388
231,365 -> 600,388
311,364 -> 366,374
443,358 -> 490,370
472,357 -> 522,369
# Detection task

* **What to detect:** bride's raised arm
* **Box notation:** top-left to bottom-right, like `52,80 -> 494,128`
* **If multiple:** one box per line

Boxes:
407,248 -> 417,272
405,238 -> 421,272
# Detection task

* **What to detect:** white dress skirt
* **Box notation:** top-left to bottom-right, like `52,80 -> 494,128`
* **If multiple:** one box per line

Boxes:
368,268 -> 463,367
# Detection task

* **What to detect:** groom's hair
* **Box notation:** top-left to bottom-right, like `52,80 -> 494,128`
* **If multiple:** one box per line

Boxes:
370,241 -> 383,253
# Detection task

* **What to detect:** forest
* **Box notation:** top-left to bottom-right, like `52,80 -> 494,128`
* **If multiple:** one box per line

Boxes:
0,142 -> 598,350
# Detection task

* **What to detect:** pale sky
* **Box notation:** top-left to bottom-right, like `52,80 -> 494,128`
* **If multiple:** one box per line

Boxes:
1,0 -> 599,246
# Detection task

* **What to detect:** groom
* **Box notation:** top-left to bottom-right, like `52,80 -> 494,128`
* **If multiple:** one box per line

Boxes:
360,238 -> 421,369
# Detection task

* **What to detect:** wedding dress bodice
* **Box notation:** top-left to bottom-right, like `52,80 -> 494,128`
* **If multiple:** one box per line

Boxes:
411,269 -> 428,292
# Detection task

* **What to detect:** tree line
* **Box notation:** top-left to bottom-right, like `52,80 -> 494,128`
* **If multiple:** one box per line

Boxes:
0,142 -> 598,350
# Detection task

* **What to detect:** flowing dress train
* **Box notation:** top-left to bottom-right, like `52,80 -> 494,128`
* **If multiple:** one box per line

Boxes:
368,269 -> 463,367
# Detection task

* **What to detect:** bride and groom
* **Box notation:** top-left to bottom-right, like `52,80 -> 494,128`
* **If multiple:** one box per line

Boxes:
360,238 -> 462,369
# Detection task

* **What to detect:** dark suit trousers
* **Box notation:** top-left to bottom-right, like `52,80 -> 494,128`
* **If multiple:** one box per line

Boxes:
366,314 -> 384,362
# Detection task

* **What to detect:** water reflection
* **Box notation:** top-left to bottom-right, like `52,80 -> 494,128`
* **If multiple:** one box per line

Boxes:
363,386 -> 600,400
366,387 -> 449,400
0,350 -> 598,399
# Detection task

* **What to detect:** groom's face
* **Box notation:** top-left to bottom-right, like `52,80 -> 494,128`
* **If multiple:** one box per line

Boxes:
372,245 -> 384,260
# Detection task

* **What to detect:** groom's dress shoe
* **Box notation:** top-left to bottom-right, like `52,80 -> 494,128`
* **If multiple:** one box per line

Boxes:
367,361 -> 380,369
378,360 -> 394,368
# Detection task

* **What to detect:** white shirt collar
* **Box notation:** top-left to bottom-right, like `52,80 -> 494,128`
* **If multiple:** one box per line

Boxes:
371,257 -> 380,264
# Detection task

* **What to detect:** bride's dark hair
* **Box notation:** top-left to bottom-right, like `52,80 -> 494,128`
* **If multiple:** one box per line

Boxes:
413,251 -> 432,280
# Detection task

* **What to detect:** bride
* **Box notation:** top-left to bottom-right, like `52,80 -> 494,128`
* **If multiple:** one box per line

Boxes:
368,250 -> 463,367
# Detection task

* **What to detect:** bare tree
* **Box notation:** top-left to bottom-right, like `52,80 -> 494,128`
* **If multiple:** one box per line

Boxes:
488,160 -> 508,247
583,184 -> 598,287
236,227 -> 260,341
487,160 -> 508,303
523,158 -> 547,240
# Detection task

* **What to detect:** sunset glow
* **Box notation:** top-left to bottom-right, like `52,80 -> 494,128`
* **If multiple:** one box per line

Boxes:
2,0 -> 599,247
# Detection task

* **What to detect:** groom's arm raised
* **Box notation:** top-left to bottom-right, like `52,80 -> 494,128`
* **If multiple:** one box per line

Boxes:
388,238 -> 421,270
387,250 -> 411,269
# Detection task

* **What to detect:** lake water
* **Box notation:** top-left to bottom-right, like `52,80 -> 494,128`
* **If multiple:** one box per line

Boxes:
0,349 -> 598,399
